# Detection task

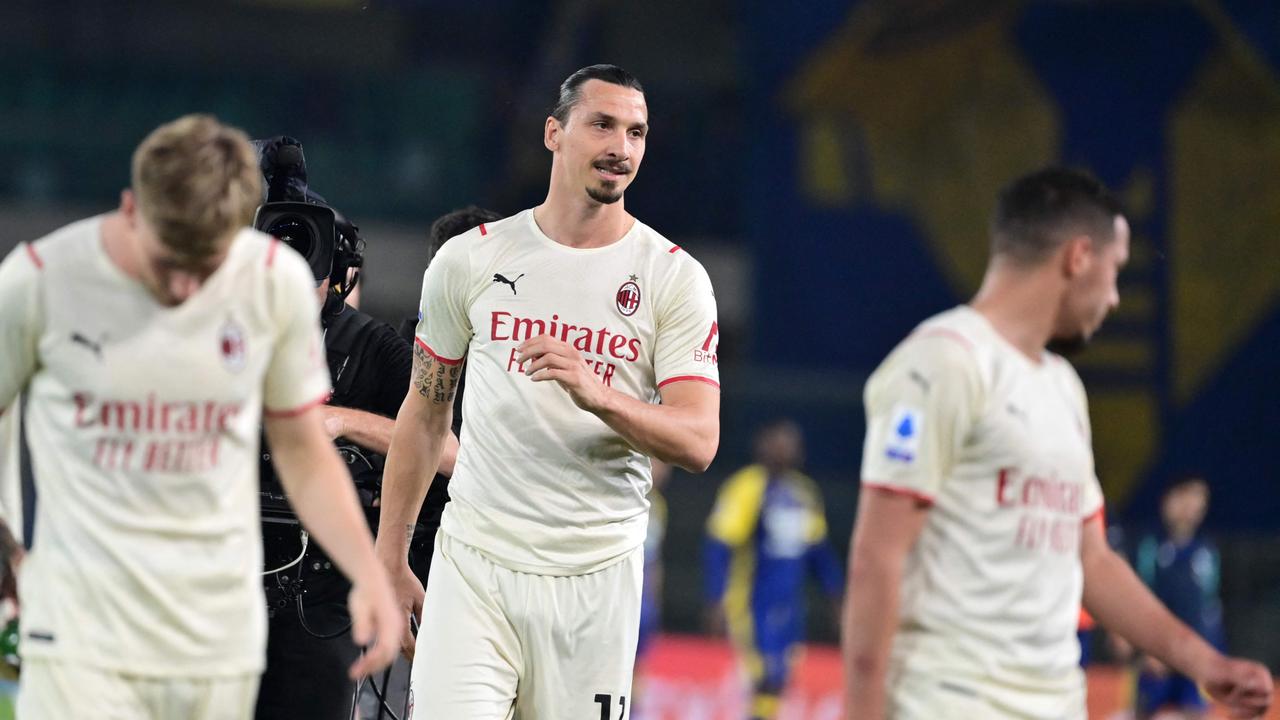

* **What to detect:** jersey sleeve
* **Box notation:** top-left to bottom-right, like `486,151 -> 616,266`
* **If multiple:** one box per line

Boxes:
263,245 -> 332,416
860,334 -> 983,503
654,261 -> 719,391
0,244 -> 43,414
414,238 -> 472,364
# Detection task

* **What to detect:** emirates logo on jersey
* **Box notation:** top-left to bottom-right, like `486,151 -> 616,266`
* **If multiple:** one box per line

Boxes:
616,275 -> 641,317
219,320 -> 247,373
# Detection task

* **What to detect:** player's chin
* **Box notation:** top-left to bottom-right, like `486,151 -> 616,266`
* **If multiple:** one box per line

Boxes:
585,182 -> 625,205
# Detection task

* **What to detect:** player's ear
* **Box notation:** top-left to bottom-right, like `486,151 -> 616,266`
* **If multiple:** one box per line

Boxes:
544,116 -> 561,152
120,190 -> 138,228
1061,234 -> 1092,278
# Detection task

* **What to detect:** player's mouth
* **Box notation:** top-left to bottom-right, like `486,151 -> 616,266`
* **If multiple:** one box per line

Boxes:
593,163 -> 630,182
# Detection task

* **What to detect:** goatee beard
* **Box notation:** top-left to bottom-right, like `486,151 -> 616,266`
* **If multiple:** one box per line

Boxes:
586,185 -> 623,204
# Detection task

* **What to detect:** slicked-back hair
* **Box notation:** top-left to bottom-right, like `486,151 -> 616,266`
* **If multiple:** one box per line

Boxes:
551,64 -> 645,126
990,167 -> 1125,265
428,206 -> 503,262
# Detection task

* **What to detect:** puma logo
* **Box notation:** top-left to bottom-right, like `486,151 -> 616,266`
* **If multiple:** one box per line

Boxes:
71,332 -> 104,359
492,273 -> 525,295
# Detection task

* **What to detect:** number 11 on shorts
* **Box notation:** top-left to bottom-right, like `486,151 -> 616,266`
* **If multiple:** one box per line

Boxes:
594,693 -> 626,719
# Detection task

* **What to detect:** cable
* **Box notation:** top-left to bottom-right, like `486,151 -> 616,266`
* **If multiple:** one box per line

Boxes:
262,529 -> 309,575
363,671 -> 403,720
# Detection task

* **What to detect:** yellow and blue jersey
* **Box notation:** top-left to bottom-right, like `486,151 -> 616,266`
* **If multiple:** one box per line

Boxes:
703,464 -> 842,690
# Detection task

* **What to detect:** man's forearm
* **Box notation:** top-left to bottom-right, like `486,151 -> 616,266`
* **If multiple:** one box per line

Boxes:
327,405 -> 395,454
1083,546 -> 1219,679
843,550 -> 903,719
374,413 -> 450,560
592,387 -> 717,472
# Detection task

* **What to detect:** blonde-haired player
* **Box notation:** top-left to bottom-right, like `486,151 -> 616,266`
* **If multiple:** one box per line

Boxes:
843,167 -> 1272,719
0,114 -> 401,719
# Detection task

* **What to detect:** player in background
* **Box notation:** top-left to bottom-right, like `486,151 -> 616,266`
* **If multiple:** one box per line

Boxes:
1127,475 -> 1224,720
843,167 -> 1272,720
0,115 -> 401,719
704,419 -> 843,720
375,64 -> 721,719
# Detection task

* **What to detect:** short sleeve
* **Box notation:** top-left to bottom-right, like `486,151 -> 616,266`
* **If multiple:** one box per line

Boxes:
0,244 -> 43,413
263,246 -> 331,416
860,334 -> 983,502
414,239 -> 471,365
654,261 -> 719,391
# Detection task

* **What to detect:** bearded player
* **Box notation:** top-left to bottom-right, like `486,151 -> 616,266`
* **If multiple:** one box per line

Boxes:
375,64 -> 720,719
843,168 -> 1272,719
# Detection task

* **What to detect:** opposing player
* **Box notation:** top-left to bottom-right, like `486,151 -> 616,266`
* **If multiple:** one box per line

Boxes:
843,168 -> 1272,719
375,64 -> 721,718
0,115 -> 402,719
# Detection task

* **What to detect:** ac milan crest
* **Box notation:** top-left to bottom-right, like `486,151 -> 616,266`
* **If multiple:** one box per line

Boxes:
219,320 -> 247,373
615,278 -> 641,317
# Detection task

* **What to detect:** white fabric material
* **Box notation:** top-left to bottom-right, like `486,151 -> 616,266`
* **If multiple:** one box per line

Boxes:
416,209 -> 719,574
17,658 -> 260,720
862,306 -> 1103,704
0,217 -> 330,676
409,531 -> 642,720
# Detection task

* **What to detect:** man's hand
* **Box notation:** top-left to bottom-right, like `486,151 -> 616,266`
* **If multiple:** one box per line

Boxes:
379,552 -> 425,661
345,564 -> 405,680
1200,655 -> 1274,719
321,407 -> 346,439
517,335 -> 608,412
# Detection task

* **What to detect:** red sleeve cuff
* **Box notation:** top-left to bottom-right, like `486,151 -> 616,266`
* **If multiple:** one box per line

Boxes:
264,390 -> 331,418
414,337 -> 464,366
657,375 -> 720,390
861,481 -> 936,507
1082,505 -> 1106,525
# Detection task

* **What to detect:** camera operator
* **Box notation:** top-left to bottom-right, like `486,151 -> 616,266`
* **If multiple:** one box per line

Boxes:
251,137 -> 458,720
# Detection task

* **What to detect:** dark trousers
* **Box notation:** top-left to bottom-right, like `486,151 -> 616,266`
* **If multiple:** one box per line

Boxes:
255,570 -> 360,720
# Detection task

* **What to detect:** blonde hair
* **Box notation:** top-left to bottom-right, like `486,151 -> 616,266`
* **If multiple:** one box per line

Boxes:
131,114 -> 262,258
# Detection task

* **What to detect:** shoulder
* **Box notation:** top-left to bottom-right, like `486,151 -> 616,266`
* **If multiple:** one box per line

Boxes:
1048,352 -> 1089,403
22,215 -> 104,272
870,308 -> 985,389
788,471 -> 825,503
720,464 -> 767,496
637,222 -> 710,279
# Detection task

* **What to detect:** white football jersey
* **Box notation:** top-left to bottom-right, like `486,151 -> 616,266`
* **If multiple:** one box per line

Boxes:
861,306 -> 1103,702
416,209 -> 719,574
0,217 -> 330,677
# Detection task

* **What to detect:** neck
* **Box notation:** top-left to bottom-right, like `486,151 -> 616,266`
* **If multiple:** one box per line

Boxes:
100,211 -> 141,280
535,173 -> 634,249
969,259 -> 1062,362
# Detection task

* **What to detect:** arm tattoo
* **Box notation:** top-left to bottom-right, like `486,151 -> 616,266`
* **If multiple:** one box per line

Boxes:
412,342 -> 463,403
404,523 -> 414,547
411,343 -> 436,398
